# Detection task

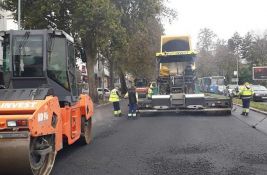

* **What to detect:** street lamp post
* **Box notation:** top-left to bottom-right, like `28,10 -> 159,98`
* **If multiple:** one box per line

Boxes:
18,0 -> 21,30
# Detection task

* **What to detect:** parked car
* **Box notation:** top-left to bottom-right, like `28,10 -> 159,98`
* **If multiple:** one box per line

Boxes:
97,88 -> 110,98
225,84 -> 239,97
218,85 -> 226,95
80,83 -> 89,94
251,85 -> 267,102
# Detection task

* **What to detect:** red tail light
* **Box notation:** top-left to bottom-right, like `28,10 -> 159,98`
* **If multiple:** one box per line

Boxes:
7,120 -> 28,127
16,120 -> 28,127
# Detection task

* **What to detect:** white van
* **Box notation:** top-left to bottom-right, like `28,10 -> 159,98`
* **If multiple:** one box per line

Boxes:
97,88 -> 110,97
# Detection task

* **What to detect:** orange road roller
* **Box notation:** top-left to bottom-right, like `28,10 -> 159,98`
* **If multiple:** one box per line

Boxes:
0,29 -> 94,175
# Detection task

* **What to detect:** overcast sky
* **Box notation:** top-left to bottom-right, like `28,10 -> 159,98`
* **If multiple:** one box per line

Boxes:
163,0 -> 267,48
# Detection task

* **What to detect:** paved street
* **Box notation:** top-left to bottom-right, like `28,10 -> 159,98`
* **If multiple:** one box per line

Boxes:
52,101 -> 267,175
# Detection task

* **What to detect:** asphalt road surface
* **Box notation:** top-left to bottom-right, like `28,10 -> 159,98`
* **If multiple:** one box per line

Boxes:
52,101 -> 267,175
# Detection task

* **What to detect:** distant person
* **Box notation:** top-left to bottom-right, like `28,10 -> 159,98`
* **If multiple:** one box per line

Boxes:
224,85 -> 231,97
124,86 -> 138,117
239,82 -> 254,116
109,86 -> 122,116
147,83 -> 154,98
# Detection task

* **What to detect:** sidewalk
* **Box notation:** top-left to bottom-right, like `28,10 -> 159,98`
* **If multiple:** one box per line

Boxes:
232,105 -> 267,135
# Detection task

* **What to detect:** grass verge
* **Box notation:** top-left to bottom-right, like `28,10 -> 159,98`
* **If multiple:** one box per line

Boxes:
233,98 -> 267,112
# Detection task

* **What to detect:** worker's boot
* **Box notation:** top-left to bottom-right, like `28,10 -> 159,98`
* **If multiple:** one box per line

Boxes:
245,112 -> 248,116
114,111 -> 118,117
117,110 -> 122,117
241,112 -> 245,116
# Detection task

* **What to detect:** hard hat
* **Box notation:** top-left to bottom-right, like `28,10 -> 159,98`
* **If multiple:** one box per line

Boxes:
244,82 -> 250,86
244,82 -> 251,88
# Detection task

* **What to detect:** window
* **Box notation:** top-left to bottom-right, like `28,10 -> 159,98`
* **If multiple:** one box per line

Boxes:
2,34 -> 10,87
134,79 -> 148,87
252,86 -> 267,91
47,37 -> 69,90
67,42 -> 78,97
0,38 -> 4,67
12,35 -> 43,77
211,78 -> 224,85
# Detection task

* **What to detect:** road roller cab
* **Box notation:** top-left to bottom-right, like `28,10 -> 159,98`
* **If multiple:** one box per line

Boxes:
0,29 -> 94,175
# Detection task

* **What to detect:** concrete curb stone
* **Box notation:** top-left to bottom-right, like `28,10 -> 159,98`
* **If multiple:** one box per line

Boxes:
234,103 -> 267,115
233,104 -> 267,136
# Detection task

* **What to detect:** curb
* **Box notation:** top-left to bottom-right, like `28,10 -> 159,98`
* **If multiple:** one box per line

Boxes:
233,103 -> 267,137
234,103 -> 267,115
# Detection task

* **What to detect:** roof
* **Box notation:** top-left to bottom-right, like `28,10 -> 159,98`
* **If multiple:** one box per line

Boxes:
1,29 -> 74,43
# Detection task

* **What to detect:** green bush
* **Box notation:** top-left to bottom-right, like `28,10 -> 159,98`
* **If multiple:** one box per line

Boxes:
233,98 -> 267,112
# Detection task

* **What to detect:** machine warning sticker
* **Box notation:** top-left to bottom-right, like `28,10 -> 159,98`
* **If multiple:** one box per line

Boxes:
0,102 -> 38,109
38,112 -> 49,122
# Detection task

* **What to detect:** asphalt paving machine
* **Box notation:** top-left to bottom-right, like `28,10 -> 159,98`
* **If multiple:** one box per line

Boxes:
0,29 -> 94,175
134,78 -> 149,98
138,35 -> 232,114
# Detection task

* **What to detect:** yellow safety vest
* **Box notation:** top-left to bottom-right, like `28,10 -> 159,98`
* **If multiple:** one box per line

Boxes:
147,88 -> 153,98
239,87 -> 253,98
109,89 -> 120,102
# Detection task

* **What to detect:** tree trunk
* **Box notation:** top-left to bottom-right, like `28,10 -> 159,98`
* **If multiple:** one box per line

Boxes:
109,58 -> 114,89
119,67 -> 127,95
86,55 -> 99,103
84,40 -> 99,103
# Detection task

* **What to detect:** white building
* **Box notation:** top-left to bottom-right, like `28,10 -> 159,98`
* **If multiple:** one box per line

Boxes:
0,7 -> 18,31
0,6 -> 18,69
77,58 -> 110,89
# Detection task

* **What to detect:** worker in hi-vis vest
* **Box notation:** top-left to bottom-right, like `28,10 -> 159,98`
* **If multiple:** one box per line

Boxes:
239,82 -> 254,116
109,86 -> 122,116
124,86 -> 138,117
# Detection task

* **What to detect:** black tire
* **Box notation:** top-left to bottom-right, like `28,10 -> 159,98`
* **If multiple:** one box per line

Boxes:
30,135 -> 57,175
80,117 -> 92,145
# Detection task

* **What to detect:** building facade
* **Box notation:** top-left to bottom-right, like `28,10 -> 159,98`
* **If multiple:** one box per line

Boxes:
77,58 -> 111,94
0,5 -> 18,85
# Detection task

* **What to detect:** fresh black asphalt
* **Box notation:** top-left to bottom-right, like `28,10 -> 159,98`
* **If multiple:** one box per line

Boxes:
51,101 -> 267,175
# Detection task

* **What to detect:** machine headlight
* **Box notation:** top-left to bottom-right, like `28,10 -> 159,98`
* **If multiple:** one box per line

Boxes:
7,121 -> 17,127
255,93 -> 260,96
7,120 -> 28,127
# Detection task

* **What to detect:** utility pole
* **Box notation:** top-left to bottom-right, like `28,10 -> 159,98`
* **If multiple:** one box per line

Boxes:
18,0 -> 21,30
236,57 -> 239,85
